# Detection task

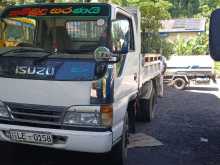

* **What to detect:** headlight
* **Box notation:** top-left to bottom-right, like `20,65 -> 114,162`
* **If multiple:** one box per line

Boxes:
63,105 -> 113,127
0,101 -> 9,118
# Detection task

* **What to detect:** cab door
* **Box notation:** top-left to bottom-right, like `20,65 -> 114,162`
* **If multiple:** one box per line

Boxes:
111,12 -> 139,142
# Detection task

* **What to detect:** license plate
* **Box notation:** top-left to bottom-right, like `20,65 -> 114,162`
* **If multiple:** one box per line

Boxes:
6,130 -> 53,145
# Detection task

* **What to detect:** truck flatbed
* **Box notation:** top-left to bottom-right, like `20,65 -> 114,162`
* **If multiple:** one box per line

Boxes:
164,66 -> 216,89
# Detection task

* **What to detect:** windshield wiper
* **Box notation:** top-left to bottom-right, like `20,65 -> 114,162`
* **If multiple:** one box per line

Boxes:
0,47 -> 55,64
0,47 -> 51,57
33,51 -> 55,65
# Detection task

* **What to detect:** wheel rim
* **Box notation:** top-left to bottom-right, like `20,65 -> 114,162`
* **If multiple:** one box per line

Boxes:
176,80 -> 183,87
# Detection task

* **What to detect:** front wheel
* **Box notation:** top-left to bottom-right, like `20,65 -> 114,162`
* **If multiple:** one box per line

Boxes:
173,78 -> 187,90
109,113 -> 128,165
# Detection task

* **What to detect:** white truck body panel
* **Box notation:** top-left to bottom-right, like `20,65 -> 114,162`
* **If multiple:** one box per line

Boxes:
113,52 -> 139,141
0,78 -> 91,106
0,124 -> 112,153
141,56 -> 162,84
112,8 -> 141,142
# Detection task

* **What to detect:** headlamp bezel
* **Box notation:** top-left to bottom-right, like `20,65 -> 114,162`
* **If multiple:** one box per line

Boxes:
63,105 -> 113,128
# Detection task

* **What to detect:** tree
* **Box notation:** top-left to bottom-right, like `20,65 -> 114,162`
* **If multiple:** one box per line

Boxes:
197,0 -> 220,18
134,0 -> 172,32
174,33 -> 209,56
168,0 -> 200,18
131,0 -> 173,57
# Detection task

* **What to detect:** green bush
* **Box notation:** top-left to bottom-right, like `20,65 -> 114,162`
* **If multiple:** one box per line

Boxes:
161,39 -> 174,59
174,33 -> 209,55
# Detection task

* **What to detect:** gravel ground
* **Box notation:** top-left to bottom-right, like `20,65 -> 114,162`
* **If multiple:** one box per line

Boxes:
130,83 -> 220,165
0,83 -> 220,165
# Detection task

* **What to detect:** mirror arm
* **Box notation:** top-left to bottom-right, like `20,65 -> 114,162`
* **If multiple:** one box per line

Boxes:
108,53 -> 121,63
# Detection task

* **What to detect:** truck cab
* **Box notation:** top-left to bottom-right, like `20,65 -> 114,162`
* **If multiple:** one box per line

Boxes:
0,3 -> 162,165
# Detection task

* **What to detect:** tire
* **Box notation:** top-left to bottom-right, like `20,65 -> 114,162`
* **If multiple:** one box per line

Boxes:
173,78 -> 186,90
136,87 -> 155,122
128,101 -> 136,133
145,88 -> 155,122
109,113 -> 128,165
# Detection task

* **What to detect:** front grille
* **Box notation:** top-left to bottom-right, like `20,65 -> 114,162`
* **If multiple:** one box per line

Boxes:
7,103 -> 65,125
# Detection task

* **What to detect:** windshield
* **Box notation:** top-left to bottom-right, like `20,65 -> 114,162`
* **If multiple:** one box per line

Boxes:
1,17 -> 108,54
0,17 -> 109,81
0,4 -> 111,81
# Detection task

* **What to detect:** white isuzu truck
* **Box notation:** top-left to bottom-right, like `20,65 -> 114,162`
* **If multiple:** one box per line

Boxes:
0,3 -> 163,165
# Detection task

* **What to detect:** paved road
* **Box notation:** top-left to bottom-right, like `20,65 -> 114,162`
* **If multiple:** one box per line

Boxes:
0,84 -> 220,165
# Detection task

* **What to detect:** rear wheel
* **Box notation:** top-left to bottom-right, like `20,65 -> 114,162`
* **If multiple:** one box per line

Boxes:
173,78 -> 186,90
145,87 -> 155,122
109,113 -> 128,165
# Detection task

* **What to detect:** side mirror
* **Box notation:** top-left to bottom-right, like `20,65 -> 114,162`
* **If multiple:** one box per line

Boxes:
111,19 -> 130,55
210,9 -> 220,61
94,47 -> 118,63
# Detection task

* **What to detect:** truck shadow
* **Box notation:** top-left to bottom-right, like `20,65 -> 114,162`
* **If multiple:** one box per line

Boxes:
1,142 -> 115,165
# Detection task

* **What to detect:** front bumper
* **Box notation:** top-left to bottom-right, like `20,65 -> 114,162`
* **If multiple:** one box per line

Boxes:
0,124 -> 113,153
